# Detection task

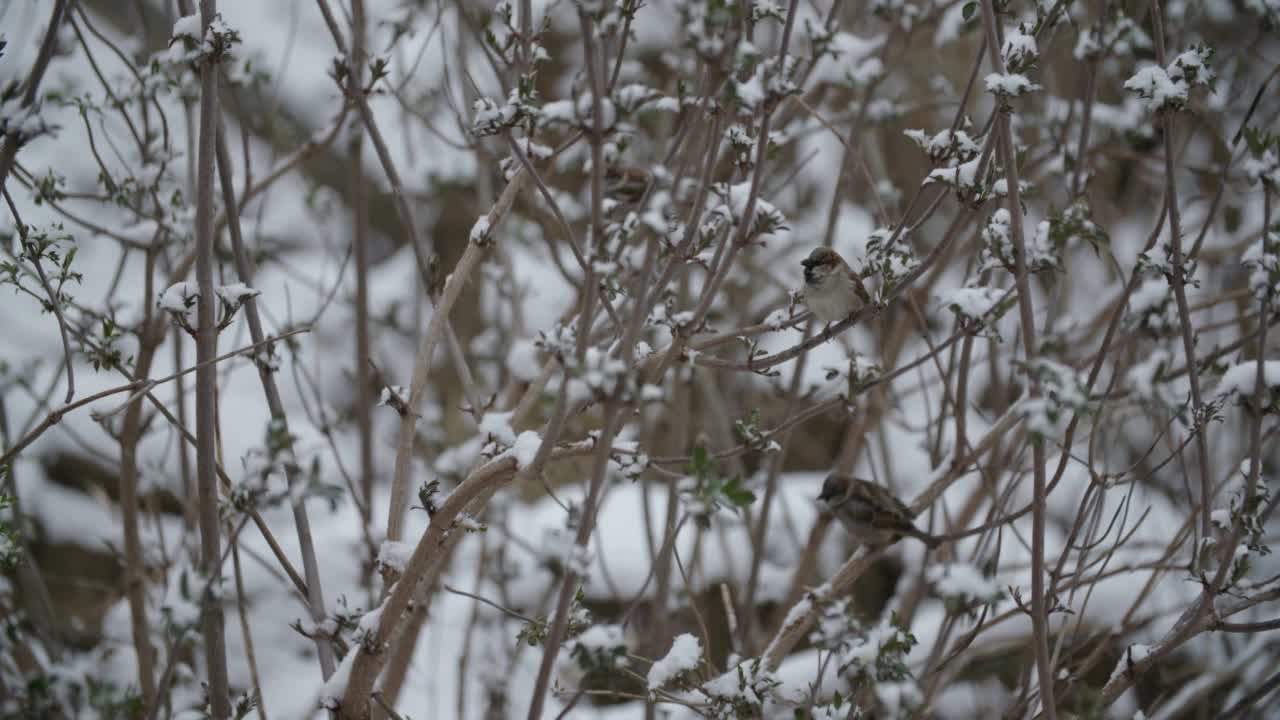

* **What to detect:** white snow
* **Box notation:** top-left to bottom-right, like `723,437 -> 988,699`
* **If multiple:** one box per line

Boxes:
735,72 -> 766,110
1128,277 -> 1170,316
510,431 -> 543,469
831,32 -> 884,64
714,181 -> 787,236
1074,28 -> 1102,61
703,659 -> 777,707
1001,27 -> 1038,68
876,682 -> 924,717
653,96 -> 680,112
903,128 -> 980,160
377,540 -> 414,575
779,595 -> 814,630
647,633 -> 702,690
1243,232 -> 1280,300
172,13 -> 202,39
159,562 -> 204,629
764,307 -> 795,330
158,281 -> 200,324
1242,149 -> 1279,187
933,2 -> 972,47
575,624 -> 627,652
842,627 -> 888,668
848,57 -> 884,86
538,100 -> 576,124
505,338 -> 542,382
469,214 -> 492,244
985,72 -> 1040,97
938,286 -> 1002,322
1216,361 -> 1280,399
1127,349 -> 1174,404
357,601 -> 385,634
927,563 -> 1004,603
1211,508 -> 1232,528
1124,48 -> 1214,114
317,650 -> 356,709
1169,48 -> 1213,85
479,411 -> 517,446
378,386 -> 408,408
214,282 -> 259,305
1124,66 -> 1186,112
0,97 -> 48,139
927,157 -> 983,188
813,32 -> 885,84
575,94 -> 617,131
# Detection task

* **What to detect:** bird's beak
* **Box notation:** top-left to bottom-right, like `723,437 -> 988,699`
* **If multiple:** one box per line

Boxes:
817,485 -> 838,503
801,259 -> 814,269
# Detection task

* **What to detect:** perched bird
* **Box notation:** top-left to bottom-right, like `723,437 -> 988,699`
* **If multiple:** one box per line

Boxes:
818,474 -> 941,549
605,166 -> 652,203
801,247 -> 863,325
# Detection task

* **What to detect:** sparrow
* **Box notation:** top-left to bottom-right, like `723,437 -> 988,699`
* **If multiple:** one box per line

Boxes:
801,247 -> 864,325
818,474 -> 941,549
605,166 -> 652,203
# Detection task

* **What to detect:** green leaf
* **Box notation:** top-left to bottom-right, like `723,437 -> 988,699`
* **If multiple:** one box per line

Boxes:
691,444 -> 710,476
962,1 -> 978,21
720,476 -> 756,508
734,408 -> 762,440
1224,205 -> 1242,234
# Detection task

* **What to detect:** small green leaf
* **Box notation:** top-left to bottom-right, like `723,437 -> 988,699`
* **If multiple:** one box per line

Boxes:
1224,205 -> 1242,234
962,1 -> 978,21
691,444 -> 709,476
721,477 -> 756,508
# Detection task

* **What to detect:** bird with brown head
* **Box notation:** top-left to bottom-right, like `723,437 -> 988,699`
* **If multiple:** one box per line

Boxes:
818,474 -> 941,549
801,248 -> 862,325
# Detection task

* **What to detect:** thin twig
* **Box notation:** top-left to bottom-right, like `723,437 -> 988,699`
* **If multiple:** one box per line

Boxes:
1,188 -> 76,403
194,2 -> 232,714
976,2 -> 1056,715
0,0 -> 72,191
213,110 -> 337,678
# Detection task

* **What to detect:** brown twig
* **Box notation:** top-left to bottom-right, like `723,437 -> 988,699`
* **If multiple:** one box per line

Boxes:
0,0 -> 72,191
213,112 -> 337,678
194,2 -> 232,714
976,1 -> 1055,715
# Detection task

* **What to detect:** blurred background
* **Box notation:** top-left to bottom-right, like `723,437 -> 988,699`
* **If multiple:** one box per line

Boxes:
2,0 -> 1279,717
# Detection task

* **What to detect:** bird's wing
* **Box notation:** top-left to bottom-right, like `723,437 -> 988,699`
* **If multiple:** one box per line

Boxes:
855,479 -> 917,521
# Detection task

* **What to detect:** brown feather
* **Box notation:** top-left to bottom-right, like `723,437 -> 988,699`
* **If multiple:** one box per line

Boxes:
818,474 -> 939,548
